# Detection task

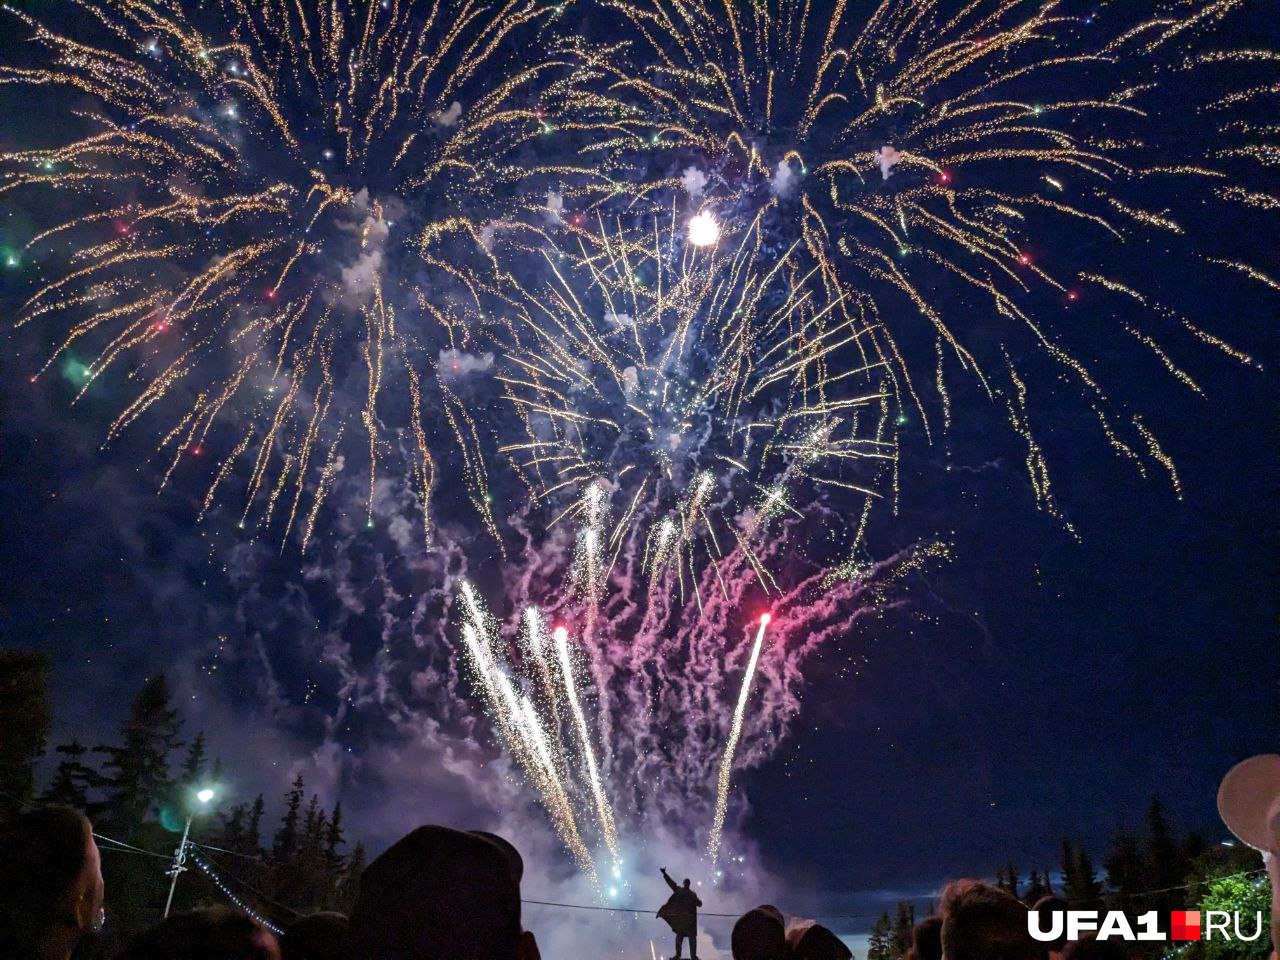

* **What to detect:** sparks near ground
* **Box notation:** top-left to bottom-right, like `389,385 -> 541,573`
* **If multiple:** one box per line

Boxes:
708,613 -> 772,866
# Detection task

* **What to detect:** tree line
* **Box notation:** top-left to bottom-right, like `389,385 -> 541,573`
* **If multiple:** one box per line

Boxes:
0,650 -> 360,956
866,799 -> 1272,959
2,650 -> 1270,960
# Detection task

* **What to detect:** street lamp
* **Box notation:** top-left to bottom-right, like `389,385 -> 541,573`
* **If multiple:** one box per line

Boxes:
164,785 -> 217,918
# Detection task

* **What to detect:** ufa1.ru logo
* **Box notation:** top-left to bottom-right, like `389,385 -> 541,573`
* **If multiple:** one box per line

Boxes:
1029,910 -> 1267,942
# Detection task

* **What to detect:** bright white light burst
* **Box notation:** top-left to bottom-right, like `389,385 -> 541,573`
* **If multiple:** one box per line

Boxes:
687,210 -> 720,247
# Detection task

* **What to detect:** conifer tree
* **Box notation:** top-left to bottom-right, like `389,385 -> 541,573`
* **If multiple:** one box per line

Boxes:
1062,841 -> 1103,908
867,912 -> 893,960
0,650 -> 52,804
1145,796 -> 1187,912
41,741 -> 97,809
891,902 -> 916,956
1005,860 -> 1020,900
274,774 -> 305,858
1024,868 -> 1049,905
246,794 -> 266,852
339,842 -> 367,912
178,732 -> 208,786
1104,829 -> 1145,914
94,674 -> 182,834
324,802 -> 346,873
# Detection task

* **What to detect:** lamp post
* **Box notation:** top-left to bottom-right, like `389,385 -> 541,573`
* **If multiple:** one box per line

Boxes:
164,787 -> 216,918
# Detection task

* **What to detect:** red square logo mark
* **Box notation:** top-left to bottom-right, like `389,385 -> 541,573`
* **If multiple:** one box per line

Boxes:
1171,911 -> 1201,940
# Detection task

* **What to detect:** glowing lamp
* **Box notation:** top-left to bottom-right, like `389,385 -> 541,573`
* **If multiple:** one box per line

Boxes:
687,210 -> 720,248
196,788 -> 215,804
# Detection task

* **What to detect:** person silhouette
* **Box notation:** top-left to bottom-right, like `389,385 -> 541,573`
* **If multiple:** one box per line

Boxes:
1217,755 -> 1280,960
656,867 -> 702,960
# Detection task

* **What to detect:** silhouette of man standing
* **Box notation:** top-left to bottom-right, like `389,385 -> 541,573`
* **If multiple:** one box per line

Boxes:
656,867 -> 702,960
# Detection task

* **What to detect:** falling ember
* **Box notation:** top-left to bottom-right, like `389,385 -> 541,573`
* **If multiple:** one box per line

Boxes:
707,613 -> 771,865
687,210 -> 720,247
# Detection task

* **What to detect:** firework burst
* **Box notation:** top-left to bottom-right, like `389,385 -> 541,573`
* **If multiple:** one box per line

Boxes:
0,0 -> 605,548
493,210 -> 895,610
1,0 -> 1273,891
444,211 -> 905,872
569,0 -> 1268,524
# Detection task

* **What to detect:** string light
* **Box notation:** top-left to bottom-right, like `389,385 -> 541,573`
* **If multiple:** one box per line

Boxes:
189,850 -> 284,936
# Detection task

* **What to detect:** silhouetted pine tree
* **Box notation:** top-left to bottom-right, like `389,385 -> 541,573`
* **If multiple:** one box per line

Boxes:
41,740 -> 97,809
867,912 -> 893,960
274,775 -> 305,858
891,902 -> 916,956
324,802 -> 346,875
177,732 -> 208,787
220,804 -> 249,850
1105,828 -> 1145,914
1145,796 -> 1189,914
1061,840 -> 1103,908
338,841 -> 366,912
1024,868 -> 1049,905
1005,861 -> 1020,900
0,650 -> 52,805
246,794 -> 266,852
270,775 -> 308,905
94,674 -> 182,836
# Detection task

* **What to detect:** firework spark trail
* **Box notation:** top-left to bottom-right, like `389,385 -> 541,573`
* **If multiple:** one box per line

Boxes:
707,612 -> 770,865
3,0 -> 1275,891
553,624 -> 622,871
495,211 -> 894,602
565,0 -> 1271,522
456,582 -> 596,876
520,606 -> 570,769
472,503 -> 943,873
0,0 -> 615,548
462,211 -> 920,872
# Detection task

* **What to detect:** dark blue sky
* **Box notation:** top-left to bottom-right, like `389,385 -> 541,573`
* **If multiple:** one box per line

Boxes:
0,0 -> 1277,946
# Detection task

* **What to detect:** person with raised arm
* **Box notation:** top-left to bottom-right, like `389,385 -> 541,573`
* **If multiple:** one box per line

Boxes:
657,866 -> 702,960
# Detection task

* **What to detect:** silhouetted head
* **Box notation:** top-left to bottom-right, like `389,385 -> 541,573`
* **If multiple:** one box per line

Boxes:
909,915 -> 943,960
940,880 -> 1046,960
1062,934 -> 1132,960
1032,896 -> 1069,952
281,912 -> 349,960
119,907 -> 279,960
0,805 -> 104,960
787,921 -> 853,960
349,825 -> 539,960
683,878 -> 691,889
731,905 -> 786,960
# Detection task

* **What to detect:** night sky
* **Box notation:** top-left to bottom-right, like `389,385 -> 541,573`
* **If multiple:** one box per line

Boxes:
1,0 -> 1278,953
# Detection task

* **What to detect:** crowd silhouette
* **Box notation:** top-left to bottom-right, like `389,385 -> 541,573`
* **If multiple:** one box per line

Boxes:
0,662 -> 1275,959
1,801 -> 1276,960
